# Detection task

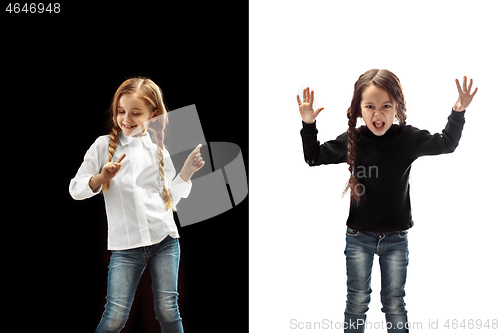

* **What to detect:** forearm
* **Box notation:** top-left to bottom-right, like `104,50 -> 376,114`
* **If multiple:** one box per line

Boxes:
89,174 -> 104,192
301,121 -> 348,166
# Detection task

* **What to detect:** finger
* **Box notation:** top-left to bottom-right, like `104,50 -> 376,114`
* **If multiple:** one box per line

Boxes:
116,154 -> 126,163
303,88 -> 307,103
315,107 -> 324,116
310,90 -> 315,106
455,79 -> 463,94
297,94 -> 302,106
471,87 -> 478,98
189,144 -> 202,158
305,87 -> 310,103
463,76 -> 467,92
467,78 -> 473,94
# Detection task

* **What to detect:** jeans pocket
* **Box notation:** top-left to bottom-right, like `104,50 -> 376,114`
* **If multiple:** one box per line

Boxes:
346,227 -> 360,238
398,230 -> 409,239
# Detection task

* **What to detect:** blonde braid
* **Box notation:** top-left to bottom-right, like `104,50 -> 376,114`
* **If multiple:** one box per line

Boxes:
102,125 -> 120,193
153,129 -> 176,211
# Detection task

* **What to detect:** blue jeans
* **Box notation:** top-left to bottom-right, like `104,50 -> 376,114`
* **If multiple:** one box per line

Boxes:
344,227 -> 409,333
96,235 -> 183,333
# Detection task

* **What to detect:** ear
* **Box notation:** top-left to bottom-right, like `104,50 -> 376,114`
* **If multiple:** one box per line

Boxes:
151,109 -> 159,122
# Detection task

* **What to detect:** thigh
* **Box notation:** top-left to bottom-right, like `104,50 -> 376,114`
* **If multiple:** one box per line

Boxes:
106,248 -> 147,306
379,231 -> 409,290
97,248 -> 147,331
345,228 -> 375,292
379,231 -> 409,314
149,236 -> 181,292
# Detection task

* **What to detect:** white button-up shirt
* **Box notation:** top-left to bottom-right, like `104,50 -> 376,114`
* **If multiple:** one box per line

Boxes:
69,132 -> 191,250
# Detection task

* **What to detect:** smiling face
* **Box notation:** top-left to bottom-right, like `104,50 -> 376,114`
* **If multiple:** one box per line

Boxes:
116,93 -> 157,136
360,83 -> 397,136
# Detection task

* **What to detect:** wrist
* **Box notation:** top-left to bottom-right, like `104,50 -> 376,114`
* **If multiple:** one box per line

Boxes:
89,174 -> 104,191
179,169 -> 192,184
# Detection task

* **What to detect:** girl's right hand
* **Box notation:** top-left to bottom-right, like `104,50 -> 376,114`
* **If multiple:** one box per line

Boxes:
99,154 -> 126,183
297,87 -> 324,124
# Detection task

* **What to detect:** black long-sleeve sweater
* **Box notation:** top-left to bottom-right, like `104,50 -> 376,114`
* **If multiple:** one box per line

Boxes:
300,110 -> 465,232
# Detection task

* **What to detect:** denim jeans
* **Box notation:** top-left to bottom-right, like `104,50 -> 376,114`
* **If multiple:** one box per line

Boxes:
344,227 -> 409,333
96,235 -> 183,333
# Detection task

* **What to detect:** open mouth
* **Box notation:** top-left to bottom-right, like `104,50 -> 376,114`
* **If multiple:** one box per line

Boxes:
373,121 -> 385,131
122,123 -> 137,129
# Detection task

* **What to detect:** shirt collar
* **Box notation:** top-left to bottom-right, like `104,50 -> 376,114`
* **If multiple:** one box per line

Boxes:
118,131 -> 154,149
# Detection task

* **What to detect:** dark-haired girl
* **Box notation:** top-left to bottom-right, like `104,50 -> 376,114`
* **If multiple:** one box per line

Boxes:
297,70 -> 477,333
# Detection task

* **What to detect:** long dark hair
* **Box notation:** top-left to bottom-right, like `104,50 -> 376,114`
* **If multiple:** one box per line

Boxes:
343,69 -> 407,204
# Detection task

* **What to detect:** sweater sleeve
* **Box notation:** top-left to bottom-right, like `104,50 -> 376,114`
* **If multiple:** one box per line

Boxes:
410,109 -> 465,160
300,120 -> 348,166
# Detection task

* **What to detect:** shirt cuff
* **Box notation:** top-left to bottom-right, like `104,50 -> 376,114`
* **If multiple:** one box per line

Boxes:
70,175 -> 101,200
171,174 -> 192,198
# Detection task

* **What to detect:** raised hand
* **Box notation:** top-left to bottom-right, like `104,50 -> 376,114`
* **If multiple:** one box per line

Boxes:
89,153 -> 126,191
453,76 -> 478,112
100,154 -> 126,183
297,87 -> 324,124
179,144 -> 205,183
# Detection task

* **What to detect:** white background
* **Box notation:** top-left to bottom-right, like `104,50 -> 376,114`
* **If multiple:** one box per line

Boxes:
249,0 -> 499,332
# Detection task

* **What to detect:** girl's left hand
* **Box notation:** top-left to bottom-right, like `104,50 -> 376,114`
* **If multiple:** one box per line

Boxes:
453,76 -> 478,112
179,144 -> 205,183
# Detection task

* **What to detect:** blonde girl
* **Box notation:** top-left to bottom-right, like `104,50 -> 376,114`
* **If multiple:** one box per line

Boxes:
298,70 -> 477,333
70,78 -> 204,333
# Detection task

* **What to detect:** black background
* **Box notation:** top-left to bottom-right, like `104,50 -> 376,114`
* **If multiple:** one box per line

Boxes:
3,2 -> 248,332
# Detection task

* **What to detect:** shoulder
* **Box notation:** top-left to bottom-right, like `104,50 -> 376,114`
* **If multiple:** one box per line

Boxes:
400,124 -> 431,138
83,135 -> 111,156
337,131 -> 348,140
93,135 -> 111,149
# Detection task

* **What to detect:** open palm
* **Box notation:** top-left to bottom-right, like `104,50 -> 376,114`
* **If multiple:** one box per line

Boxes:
454,76 -> 478,112
297,87 -> 324,123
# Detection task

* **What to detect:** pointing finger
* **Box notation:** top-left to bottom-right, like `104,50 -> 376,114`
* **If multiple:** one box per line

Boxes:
116,154 -> 126,163
191,144 -> 202,155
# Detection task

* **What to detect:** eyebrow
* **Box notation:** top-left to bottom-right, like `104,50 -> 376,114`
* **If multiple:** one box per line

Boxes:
362,101 -> 393,104
117,105 -> 143,111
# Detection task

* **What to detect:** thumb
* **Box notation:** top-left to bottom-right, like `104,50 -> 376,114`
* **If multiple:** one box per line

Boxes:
315,107 -> 324,116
